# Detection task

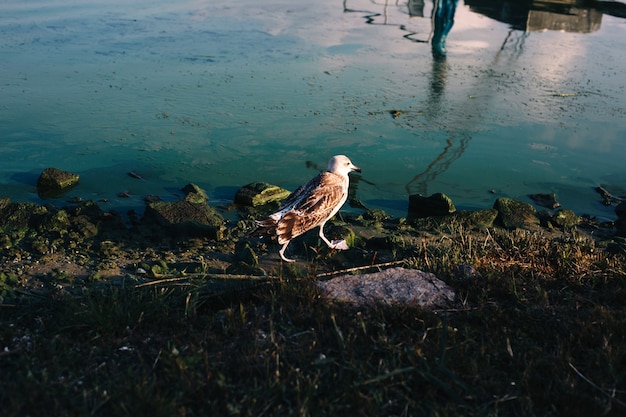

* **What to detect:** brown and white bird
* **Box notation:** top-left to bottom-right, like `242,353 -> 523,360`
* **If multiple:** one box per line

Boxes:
255,155 -> 361,262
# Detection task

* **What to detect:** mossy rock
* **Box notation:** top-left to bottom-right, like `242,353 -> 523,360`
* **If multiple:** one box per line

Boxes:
552,209 -> 580,229
0,202 -> 48,232
182,183 -> 209,204
493,198 -> 539,230
37,167 -> 80,198
38,209 -> 71,235
234,182 -> 291,207
144,200 -> 225,240
529,193 -> 560,209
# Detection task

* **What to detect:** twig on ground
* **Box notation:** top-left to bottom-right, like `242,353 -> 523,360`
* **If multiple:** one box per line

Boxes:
315,260 -> 407,279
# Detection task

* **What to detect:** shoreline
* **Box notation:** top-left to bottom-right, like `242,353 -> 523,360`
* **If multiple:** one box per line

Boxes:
1,179 -> 624,299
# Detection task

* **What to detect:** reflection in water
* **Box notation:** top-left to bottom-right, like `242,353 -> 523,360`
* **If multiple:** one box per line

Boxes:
410,0 -> 467,197
344,0 -> 624,202
344,0 -> 467,197
464,0 -> 624,33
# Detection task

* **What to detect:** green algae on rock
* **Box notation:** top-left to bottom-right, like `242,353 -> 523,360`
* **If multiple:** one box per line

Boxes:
234,182 -> 291,207
37,167 -> 80,198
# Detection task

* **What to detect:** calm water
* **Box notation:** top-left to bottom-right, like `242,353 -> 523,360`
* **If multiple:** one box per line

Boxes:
1,0 -> 625,220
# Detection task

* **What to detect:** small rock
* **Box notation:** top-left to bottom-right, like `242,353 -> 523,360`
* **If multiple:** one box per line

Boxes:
37,168 -> 80,198
493,198 -> 539,230
181,183 -> 208,204
234,182 -> 291,207
408,193 -> 456,219
552,209 -> 580,228
143,184 -> 225,240
317,267 -> 455,308
530,193 -> 560,209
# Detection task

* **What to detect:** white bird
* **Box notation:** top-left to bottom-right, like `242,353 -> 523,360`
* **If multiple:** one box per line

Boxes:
255,155 -> 362,262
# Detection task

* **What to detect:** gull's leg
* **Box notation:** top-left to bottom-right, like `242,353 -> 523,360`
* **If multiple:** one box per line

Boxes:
320,223 -> 350,250
318,223 -> 335,248
279,241 -> 296,263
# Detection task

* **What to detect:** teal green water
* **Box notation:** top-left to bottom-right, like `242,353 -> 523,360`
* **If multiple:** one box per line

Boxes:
1,0 -> 625,219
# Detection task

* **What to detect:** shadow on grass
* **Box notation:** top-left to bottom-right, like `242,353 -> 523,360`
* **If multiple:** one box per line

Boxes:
1,228 -> 626,416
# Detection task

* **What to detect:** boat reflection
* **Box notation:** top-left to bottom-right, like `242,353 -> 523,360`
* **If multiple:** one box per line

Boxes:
466,0 -> 602,33
343,0 -> 625,203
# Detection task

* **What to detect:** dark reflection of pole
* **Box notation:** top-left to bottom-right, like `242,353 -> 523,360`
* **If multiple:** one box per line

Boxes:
405,132 -> 470,196
405,0 -> 465,196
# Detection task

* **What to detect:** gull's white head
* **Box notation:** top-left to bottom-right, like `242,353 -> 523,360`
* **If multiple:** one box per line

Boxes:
327,155 -> 361,177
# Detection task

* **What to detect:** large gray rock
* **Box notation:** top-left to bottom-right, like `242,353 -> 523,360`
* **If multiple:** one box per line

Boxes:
37,167 -> 80,198
317,267 -> 455,308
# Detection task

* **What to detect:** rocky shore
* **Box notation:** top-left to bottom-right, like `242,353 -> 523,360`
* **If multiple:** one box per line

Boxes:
1,167 -> 625,303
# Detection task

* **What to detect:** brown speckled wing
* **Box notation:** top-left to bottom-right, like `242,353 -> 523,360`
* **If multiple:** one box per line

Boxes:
275,172 -> 346,244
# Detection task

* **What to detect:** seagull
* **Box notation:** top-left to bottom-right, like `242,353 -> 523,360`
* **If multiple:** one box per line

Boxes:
255,155 -> 362,262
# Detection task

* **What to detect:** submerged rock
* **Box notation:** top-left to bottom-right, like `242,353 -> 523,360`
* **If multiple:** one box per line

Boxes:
493,198 -> 539,230
408,192 -> 456,219
37,167 -> 80,198
234,182 -> 291,207
317,267 -> 455,308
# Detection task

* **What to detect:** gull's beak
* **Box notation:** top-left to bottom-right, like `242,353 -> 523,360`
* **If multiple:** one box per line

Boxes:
352,164 -> 362,173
